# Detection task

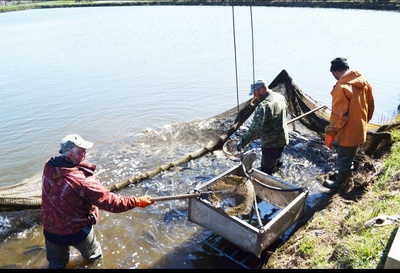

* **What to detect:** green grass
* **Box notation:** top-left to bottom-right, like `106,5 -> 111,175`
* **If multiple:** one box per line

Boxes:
277,114 -> 400,269
306,126 -> 400,268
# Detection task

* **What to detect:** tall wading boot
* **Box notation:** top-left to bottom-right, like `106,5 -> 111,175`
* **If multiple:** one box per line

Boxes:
322,170 -> 352,190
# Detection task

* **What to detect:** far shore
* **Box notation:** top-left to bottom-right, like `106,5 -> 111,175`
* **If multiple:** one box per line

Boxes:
1,0 -> 399,13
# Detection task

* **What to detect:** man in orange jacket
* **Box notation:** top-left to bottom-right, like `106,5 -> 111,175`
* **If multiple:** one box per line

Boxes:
323,57 -> 375,189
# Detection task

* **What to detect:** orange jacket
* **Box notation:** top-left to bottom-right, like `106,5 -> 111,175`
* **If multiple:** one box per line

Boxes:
325,70 -> 375,147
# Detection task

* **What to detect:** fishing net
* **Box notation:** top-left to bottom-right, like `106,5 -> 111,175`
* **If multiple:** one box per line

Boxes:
1,69 -> 398,211
222,139 -> 248,161
207,174 -> 255,217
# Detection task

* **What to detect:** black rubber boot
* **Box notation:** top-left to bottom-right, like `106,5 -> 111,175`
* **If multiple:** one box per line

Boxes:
322,170 -> 352,189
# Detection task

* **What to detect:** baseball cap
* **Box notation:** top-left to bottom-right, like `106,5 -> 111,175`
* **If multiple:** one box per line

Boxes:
249,80 -> 266,96
59,134 -> 93,154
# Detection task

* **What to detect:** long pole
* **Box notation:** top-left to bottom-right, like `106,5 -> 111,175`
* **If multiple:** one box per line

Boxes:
150,189 -> 234,202
287,105 -> 327,125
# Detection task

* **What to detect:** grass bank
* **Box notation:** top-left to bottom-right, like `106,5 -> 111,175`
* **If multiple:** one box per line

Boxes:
266,118 -> 400,269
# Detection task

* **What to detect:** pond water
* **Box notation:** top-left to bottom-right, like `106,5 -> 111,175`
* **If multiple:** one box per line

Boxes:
0,5 -> 399,269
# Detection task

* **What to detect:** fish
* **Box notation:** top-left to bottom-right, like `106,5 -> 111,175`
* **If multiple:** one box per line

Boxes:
208,175 -> 255,217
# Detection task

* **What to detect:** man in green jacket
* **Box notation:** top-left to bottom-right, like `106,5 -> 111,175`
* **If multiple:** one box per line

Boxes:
236,79 -> 289,175
323,57 -> 375,189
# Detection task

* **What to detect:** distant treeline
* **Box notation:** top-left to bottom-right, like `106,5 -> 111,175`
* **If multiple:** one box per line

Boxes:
234,0 -> 400,11
1,1 -> 399,12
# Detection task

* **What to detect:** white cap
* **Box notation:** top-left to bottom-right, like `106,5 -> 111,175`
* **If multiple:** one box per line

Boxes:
59,134 -> 93,154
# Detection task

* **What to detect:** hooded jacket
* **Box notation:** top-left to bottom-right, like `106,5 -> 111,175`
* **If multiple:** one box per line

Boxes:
325,70 -> 375,147
40,156 -> 137,235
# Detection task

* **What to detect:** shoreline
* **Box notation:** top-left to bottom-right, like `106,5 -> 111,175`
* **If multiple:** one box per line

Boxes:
1,1 -> 399,13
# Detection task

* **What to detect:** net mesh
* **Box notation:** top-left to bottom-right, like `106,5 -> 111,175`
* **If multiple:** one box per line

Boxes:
207,174 -> 255,217
1,69 -> 398,211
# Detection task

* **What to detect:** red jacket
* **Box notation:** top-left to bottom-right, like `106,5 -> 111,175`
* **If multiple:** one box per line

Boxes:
40,156 -> 137,235
325,70 -> 375,147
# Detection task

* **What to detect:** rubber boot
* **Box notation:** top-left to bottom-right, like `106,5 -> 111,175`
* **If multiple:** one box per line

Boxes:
337,170 -> 352,184
322,170 -> 352,189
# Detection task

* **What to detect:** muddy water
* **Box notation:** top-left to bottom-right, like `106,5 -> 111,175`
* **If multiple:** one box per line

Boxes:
0,118 -> 335,269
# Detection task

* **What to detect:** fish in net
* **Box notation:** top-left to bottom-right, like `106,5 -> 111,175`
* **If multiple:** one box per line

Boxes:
207,174 -> 255,217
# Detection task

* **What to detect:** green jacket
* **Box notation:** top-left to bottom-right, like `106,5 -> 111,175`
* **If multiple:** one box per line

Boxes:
241,91 -> 289,148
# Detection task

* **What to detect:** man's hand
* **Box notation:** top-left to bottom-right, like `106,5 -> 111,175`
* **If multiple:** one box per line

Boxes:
134,195 -> 154,208
325,134 -> 334,149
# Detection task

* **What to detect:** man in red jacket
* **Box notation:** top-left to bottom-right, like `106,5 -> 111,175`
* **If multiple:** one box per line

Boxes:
40,134 -> 154,269
323,58 -> 375,189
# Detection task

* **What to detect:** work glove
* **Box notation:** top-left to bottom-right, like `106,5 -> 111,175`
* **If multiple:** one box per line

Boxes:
134,195 -> 154,208
236,141 -> 243,152
325,134 -> 334,150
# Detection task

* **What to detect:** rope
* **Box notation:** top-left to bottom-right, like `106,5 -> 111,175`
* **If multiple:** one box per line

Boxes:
231,5 -> 240,117
250,5 -> 255,85
231,4 -> 256,143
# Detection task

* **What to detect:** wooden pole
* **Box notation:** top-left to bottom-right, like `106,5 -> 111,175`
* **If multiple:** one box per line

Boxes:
287,105 -> 327,125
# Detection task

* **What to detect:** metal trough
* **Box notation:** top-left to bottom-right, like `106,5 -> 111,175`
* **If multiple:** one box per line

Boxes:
188,151 -> 308,258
